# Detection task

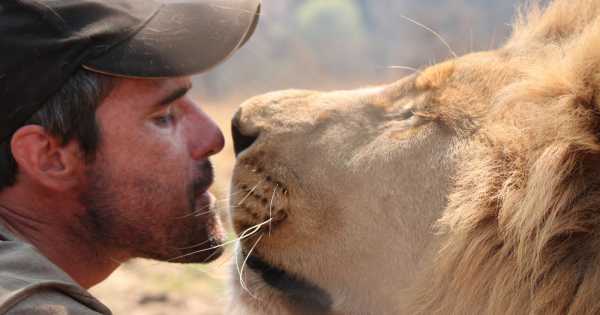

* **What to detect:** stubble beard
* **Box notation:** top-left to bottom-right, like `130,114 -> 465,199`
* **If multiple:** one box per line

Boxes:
78,159 -> 224,264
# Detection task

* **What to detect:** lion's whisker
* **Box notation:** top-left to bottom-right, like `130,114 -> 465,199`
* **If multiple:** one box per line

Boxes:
201,245 -> 224,263
175,238 -> 213,250
176,188 -> 255,219
238,181 -> 263,206
268,185 -> 279,236
165,218 -> 272,262
174,203 -> 213,219
196,209 -> 215,217
237,234 -> 263,300
220,187 -> 256,201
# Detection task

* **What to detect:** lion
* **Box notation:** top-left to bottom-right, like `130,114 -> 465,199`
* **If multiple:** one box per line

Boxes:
227,0 -> 600,314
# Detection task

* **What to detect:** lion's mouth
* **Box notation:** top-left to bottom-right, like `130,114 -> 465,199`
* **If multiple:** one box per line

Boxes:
243,253 -> 333,314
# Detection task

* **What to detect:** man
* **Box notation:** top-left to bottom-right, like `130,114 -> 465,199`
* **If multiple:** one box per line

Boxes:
0,0 -> 260,313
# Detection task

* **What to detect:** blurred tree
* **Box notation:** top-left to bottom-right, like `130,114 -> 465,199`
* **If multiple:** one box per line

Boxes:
294,0 -> 368,76
355,0 -> 376,31
193,0 -> 521,101
296,0 -> 366,43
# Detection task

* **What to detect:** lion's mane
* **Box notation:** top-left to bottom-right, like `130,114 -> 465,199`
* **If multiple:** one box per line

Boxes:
411,1 -> 600,313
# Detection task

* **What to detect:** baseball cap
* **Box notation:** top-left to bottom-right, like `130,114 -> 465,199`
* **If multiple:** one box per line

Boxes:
0,0 -> 261,142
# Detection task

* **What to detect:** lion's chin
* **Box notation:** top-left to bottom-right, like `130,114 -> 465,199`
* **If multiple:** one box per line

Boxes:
237,252 -> 333,314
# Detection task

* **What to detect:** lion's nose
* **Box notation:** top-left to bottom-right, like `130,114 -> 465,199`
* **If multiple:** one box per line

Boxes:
232,115 -> 258,156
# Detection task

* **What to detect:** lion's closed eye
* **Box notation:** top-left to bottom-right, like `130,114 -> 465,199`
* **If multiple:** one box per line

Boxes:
385,115 -> 428,140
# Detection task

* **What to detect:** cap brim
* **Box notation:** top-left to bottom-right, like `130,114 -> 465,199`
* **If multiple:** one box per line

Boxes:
83,0 -> 260,78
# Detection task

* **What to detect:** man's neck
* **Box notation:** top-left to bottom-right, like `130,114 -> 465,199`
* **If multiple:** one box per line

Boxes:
0,187 -> 127,289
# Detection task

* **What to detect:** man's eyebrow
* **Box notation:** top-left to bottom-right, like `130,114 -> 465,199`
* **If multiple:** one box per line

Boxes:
155,85 -> 192,108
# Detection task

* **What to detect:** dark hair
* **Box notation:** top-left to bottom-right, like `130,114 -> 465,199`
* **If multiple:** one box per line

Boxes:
0,69 -> 115,190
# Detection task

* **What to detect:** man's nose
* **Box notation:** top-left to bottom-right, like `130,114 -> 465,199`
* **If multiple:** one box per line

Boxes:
231,113 -> 258,156
188,110 -> 225,160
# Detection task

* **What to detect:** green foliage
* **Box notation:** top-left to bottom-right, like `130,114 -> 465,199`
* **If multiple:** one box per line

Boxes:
295,0 -> 366,44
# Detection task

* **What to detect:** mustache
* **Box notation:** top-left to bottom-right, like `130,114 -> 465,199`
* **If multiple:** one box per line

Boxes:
191,160 -> 215,196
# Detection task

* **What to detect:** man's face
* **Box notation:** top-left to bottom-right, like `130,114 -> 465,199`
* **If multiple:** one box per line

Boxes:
80,77 -> 226,263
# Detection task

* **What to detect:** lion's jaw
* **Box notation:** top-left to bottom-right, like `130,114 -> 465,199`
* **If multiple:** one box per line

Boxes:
227,82 -> 462,314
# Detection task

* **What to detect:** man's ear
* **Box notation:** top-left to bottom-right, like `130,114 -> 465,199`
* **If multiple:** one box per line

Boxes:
10,125 -> 85,191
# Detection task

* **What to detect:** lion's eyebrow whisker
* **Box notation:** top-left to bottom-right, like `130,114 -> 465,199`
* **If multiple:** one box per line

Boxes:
399,14 -> 457,58
384,65 -> 422,74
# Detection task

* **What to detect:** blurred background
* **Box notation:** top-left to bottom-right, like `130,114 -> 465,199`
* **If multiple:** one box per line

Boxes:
91,1 -> 521,314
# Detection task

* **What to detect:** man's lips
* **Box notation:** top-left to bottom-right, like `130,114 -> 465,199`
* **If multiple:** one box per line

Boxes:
195,190 -> 212,207
193,180 -> 212,199
195,191 -> 226,243
191,160 -> 215,198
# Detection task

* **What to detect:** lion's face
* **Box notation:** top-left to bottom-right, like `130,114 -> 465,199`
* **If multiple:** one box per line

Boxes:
229,1 -> 600,313
227,51 -> 517,314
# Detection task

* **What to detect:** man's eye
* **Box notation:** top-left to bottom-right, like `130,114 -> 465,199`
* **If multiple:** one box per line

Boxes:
153,113 -> 175,127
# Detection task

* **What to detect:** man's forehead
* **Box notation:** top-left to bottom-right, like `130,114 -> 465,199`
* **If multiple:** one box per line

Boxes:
103,76 -> 192,110
124,77 -> 192,93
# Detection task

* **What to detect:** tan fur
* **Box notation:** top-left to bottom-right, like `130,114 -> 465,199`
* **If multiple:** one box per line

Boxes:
411,1 -> 600,313
228,1 -> 600,314
415,61 -> 455,90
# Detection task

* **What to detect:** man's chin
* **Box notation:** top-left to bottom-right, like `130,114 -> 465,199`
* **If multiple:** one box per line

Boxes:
143,229 -> 226,264
167,192 -> 226,264
168,238 -> 225,264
